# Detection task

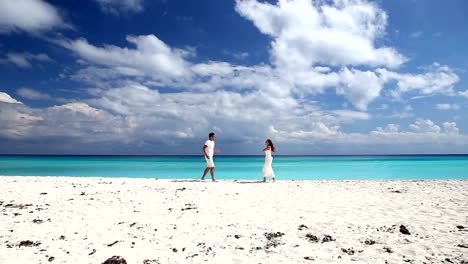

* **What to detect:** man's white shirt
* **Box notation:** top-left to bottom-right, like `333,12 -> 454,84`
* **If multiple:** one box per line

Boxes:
204,140 -> 215,156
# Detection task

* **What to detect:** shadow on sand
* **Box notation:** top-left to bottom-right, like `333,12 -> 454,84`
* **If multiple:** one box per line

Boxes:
169,179 -> 269,184
234,180 -> 266,184
170,179 -> 202,183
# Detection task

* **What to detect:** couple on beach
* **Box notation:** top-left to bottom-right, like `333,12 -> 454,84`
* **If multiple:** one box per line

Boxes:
200,132 -> 276,182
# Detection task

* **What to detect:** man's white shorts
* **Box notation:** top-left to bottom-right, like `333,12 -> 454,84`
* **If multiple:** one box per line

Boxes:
205,156 -> 215,168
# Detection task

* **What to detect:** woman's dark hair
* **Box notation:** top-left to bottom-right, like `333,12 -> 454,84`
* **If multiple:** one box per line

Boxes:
266,139 -> 276,152
209,132 -> 215,138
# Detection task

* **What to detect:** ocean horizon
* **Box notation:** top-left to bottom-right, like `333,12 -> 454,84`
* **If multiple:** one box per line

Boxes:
1,155 -> 467,180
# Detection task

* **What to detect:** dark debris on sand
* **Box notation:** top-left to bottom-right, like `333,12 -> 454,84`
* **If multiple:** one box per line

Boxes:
107,240 -> 119,247
181,203 -> 197,211
4,203 -> 33,209
399,225 -> 411,235
305,234 -> 319,243
18,240 -> 41,247
341,247 -> 363,255
264,232 -> 285,240
143,260 -> 161,264
250,246 -> 263,252
377,225 -> 398,233
305,233 -> 335,243
264,232 -> 285,249
321,235 -> 335,243
387,187 -> 406,193
102,256 -> 127,264
383,247 -> 393,253
196,242 -> 214,256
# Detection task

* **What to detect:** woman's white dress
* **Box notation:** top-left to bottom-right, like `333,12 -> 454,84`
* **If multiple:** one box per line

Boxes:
262,149 -> 275,178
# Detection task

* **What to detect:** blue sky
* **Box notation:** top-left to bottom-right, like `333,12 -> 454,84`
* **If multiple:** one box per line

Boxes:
0,0 -> 467,155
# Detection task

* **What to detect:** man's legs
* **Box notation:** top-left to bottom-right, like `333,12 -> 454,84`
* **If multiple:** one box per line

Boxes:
209,167 -> 215,182
201,167 -> 210,180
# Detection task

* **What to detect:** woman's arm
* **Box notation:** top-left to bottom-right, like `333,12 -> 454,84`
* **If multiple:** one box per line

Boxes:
262,146 -> 271,152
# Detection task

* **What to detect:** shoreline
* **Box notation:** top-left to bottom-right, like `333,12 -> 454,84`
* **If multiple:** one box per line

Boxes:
1,176 -> 467,263
2,154 -> 468,156
2,175 -> 468,181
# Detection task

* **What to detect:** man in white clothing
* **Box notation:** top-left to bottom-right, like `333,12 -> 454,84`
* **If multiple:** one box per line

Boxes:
201,132 -> 220,181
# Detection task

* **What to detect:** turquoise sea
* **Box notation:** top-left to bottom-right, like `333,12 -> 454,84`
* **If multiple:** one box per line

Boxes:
1,155 -> 467,180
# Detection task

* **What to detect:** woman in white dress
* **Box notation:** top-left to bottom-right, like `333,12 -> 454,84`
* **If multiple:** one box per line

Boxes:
262,139 -> 276,182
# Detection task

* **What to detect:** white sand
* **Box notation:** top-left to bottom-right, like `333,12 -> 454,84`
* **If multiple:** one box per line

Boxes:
0,176 -> 467,264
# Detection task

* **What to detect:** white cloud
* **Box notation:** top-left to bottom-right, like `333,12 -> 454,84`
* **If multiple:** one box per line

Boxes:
0,99 -> 126,141
409,118 -> 441,133
54,0 -> 459,112
268,122 -> 341,144
59,35 -> 192,82
365,121 -> 465,145
0,0 -> 467,153
443,122 -> 459,134
375,123 -> 399,133
332,109 -> 371,122
270,118 -> 468,146
53,102 -> 108,118
435,103 -> 459,110
1,85 -> 467,151
0,92 -> 23,104
191,61 -> 235,76
56,29 -> 460,114
233,52 -> 249,60
1,52 -> 52,68
67,86 -> 468,147
458,90 -> 468,98
336,68 -> 384,110
379,64 -> 459,98
14,0 -> 460,151
387,111 -> 413,119
386,104 -> 414,119
94,0 -> 144,15
0,103 -> 42,138
235,0 -> 406,69
0,0 -> 66,34
17,87 -> 51,100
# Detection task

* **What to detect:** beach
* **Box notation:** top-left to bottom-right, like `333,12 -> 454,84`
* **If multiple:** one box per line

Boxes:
0,176 -> 467,264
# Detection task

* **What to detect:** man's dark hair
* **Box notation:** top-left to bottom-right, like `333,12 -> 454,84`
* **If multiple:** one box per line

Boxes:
209,132 -> 215,138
